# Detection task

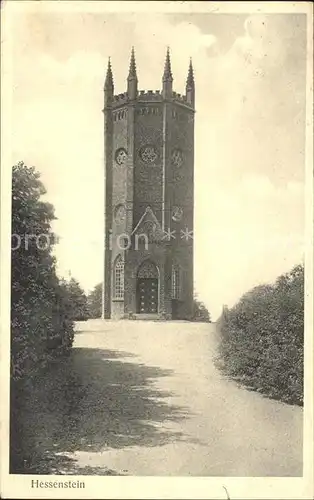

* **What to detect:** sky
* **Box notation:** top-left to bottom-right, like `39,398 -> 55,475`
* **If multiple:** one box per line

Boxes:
9,4 -> 307,319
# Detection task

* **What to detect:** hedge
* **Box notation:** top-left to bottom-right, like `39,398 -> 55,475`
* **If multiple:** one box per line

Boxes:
10,162 -> 75,472
216,264 -> 304,406
11,162 -> 75,382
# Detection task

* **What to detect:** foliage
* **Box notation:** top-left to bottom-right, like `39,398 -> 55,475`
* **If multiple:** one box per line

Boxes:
191,298 -> 211,322
216,264 -> 304,406
11,161 -> 74,382
61,277 -> 89,321
87,282 -> 102,319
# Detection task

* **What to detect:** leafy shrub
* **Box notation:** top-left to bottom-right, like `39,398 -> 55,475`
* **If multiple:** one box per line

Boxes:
217,265 -> 304,406
191,298 -> 211,322
11,162 -> 75,382
87,283 -> 102,319
61,277 -> 89,321
11,162 -> 77,472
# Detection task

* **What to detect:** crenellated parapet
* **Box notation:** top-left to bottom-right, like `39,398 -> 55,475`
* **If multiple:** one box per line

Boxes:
110,89 -> 193,111
104,47 -> 195,110
112,92 -> 129,107
137,90 -> 163,102
172,92 -> 188,104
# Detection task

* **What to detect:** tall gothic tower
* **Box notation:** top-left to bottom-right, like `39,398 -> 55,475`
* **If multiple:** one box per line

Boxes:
102,48 -> 195,320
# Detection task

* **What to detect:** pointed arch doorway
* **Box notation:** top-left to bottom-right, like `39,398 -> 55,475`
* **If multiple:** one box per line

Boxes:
136,260 -> 159,314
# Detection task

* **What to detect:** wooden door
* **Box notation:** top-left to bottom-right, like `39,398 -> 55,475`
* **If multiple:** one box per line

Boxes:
137,278 -> 158,313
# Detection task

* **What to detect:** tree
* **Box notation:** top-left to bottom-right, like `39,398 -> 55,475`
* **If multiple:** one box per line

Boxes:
10,161 -> 75,472
87,282 -> 102,319
62,277 -> 89,321
11,161 -> 74,381
192,297 -> 211,322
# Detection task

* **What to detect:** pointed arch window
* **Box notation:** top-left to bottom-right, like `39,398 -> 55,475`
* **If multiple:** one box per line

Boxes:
172,265 -> 181,299
114,255 -> 124,299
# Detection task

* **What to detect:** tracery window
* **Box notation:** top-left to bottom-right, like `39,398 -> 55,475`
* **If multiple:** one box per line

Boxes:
171,148 -> 183,168
138,260 -> 159,279
114,255 -> 124,299
139,145 -> 158,164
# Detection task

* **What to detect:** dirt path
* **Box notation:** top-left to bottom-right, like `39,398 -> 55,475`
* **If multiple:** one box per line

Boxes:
17,319 -> 302,476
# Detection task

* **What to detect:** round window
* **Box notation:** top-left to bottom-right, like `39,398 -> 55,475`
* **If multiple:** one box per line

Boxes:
140,145 -> 158,164
172,206 -> 183,222
115,148 -> 128,166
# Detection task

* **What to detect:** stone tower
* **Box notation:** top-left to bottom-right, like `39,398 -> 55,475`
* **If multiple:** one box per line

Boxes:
102,48 -> 195,320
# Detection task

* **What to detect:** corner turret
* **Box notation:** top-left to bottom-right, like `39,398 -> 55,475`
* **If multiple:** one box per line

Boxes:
186,58 -> 195,107
162,47 -> 173,99
127,47 -> 138,100
104,58 -> 114,106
